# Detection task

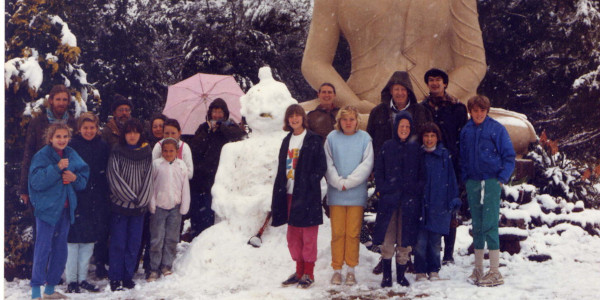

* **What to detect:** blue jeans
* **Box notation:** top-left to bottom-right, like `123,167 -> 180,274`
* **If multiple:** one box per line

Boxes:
149,206 -> 182,271
31,209 -> 70,287
108,213 -> 144,281
65,243 -> 94,283
414,229 -> 442,274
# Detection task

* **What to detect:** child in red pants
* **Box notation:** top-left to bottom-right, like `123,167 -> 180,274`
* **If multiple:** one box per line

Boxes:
271,104 -> 327,288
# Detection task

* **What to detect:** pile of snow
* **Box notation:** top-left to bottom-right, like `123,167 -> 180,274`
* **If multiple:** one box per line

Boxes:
4,49 -> 43,92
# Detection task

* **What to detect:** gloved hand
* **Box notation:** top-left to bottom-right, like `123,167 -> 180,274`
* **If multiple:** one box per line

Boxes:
450,198 -> 462,213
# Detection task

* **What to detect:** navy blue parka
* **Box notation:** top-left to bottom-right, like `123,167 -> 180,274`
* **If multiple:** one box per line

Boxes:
372,111 -> 426,246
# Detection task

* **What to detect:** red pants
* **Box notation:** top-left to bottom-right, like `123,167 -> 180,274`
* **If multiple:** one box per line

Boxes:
286,195 -> 319,263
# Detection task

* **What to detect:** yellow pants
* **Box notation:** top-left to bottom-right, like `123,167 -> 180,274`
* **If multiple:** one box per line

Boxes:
330,205 -> 364,270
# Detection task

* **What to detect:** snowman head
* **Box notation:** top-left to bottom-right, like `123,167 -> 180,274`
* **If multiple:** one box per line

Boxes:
240,67 -> 297,134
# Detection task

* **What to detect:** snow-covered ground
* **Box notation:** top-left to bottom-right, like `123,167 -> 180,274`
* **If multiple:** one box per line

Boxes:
4,221 -> 600,299
4,68 -> 600,299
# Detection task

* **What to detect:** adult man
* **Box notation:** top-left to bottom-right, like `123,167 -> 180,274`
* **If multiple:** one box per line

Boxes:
20,85 -> 77,205
367,71 -> 432,159
301,0 -> 486,112
102,94 -> 133,146
307,83 -> 340,141
188,98 -> 246,237
421,68 -> 468,264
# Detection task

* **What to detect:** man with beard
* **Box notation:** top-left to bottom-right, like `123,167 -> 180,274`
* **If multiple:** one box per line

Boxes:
102,94 -> 133,147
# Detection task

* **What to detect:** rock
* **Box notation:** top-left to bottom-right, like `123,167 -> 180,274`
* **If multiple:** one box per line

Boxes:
514,158 -> 535,182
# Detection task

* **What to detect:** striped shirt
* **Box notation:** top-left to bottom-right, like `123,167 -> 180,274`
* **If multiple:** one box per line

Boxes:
107,143 -> 154,216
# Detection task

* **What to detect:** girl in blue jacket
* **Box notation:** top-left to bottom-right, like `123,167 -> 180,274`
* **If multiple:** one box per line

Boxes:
29,123 -> 89,300
373,111 -> 425,287
460,95 -> 515,287
414,122 -> 461,281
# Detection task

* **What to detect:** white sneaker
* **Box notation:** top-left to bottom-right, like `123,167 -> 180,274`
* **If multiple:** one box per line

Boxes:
415,273 -> 428,281
478,270 -> 504,287
330,272 -> 342,285
345,272 -> 357,286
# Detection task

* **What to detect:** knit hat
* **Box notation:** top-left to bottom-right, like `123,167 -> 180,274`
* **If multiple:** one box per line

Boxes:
111,94 -> 134,113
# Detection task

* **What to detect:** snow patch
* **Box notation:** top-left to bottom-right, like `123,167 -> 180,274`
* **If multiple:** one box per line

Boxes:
49,15 -> 77,47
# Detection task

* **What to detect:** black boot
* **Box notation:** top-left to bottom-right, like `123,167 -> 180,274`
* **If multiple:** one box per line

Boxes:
396,263 -> 410,287
381,259 -> 392,287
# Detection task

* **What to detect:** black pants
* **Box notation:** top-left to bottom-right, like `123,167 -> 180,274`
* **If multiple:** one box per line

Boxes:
189,193 -> 215,238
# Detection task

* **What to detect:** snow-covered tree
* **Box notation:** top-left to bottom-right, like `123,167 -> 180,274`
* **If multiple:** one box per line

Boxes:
4,0 -> 100,280
477,0 -> 600,159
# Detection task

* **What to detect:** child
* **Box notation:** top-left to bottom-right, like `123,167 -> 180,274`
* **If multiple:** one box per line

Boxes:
66,113 -> 109,293
152,118 -> 193,179
107,119 -> 154,291
29,123 -> 89,299
414,122 -> 461,282
372,111 -> 425,287
147,138 -> 190,281
272,104 -> 327,289
324,105 -> 374,286
460,95 -> 515,287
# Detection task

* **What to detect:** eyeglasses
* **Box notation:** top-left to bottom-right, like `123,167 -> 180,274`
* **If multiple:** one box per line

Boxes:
117,108 -> 131,113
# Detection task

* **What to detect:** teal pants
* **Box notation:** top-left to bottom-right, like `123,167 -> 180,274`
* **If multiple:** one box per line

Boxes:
466,178 -> 501,250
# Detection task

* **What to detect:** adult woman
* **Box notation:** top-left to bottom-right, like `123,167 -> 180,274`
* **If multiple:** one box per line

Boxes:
107,119 -> 153,291
65,112 -> 110,293
146,113 -> 167,148
29,123 -> 89,299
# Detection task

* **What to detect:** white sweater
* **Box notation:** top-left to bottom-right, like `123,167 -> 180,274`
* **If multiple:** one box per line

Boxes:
152,140 -> 194,179
150,157 -> 190,215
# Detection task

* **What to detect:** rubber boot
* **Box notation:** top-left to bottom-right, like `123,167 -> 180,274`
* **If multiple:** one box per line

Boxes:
381,259 -> 392,287
396,263 -> 410,287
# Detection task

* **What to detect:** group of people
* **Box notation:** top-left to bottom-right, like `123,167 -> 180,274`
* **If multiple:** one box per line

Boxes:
21,66 -> 515,299
271,69 -> 515,289
21,86 -> 245,299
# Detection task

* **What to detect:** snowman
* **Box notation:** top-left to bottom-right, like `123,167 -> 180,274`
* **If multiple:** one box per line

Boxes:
174,67 -> 300,281
210,67 -> 297,238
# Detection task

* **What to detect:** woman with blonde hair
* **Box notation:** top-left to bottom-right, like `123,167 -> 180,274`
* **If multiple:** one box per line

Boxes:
324,105 -> 374,285
29,123 -> 89,299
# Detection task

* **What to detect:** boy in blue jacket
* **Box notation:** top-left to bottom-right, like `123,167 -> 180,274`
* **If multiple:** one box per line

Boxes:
460,95 -> 515,287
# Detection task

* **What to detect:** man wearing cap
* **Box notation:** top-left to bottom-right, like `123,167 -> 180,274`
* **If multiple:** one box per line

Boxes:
421,68 -> 468,265
102,94 -> 133,147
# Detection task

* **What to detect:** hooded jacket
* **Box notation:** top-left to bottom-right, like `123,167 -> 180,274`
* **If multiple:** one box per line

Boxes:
372,111 -> 425,246
189,98 -> 246,194
422,144 -> 460,235
29,145 -> 90,226
367,71 -> 432,159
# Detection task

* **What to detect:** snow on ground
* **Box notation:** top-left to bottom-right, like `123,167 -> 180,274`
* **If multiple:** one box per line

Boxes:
4,69 -> 600,299
4,222 -> 600,299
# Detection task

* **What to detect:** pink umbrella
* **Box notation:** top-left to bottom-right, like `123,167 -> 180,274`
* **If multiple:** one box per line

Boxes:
163,73 -> 244,135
